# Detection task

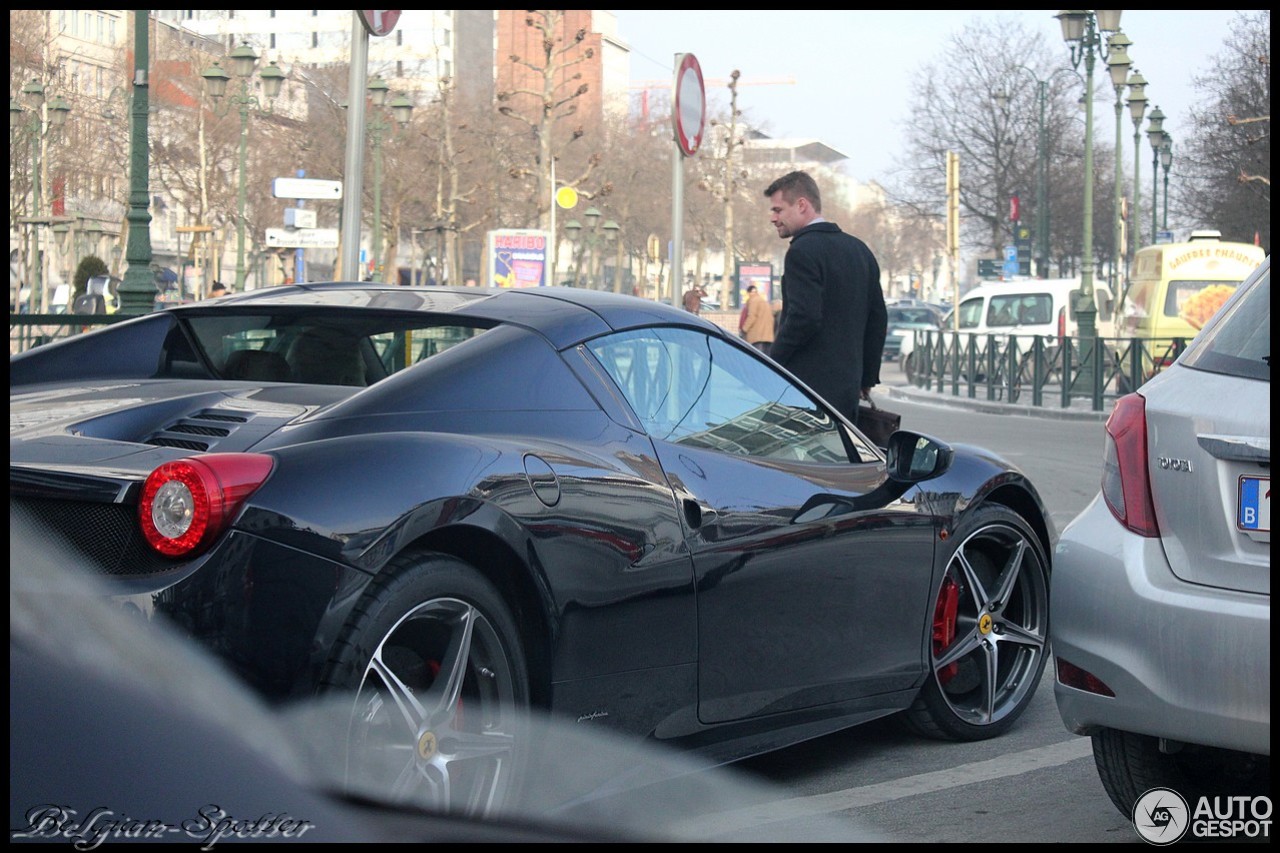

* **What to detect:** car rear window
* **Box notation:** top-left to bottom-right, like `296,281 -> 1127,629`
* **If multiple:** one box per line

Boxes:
1179,265 -> 1269,382
182,312 -> 494,386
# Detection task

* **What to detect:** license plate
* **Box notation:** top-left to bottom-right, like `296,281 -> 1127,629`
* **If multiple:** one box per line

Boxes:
1237,476 -> 1270,533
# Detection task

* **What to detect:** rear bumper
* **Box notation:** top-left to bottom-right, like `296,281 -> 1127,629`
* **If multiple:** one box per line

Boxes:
1050,495 -> 1271,756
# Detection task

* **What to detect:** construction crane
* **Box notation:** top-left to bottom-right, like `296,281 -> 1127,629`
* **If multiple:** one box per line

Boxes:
629,76 -> 796,122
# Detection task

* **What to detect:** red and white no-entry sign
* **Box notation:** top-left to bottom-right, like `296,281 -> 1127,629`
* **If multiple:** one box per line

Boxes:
673,53 -> 706,156
358,10 -> 401,37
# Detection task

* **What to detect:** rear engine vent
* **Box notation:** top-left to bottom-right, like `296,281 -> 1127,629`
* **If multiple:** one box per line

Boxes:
146,409 -> 250,451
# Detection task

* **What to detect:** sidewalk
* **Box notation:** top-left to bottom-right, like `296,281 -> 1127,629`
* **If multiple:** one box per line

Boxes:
879,382 -> 1114,423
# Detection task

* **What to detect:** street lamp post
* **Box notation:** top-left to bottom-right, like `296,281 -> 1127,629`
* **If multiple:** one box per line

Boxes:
202,43 -> 286,292
1106,32 -> 1132,297
10,79 -> 71,313
1145,106 -> 1165,243
1125,71 -> 1148,265
117,11 -> 157,314
364,76 -> 414,282
563,207 -> 620,288
1057,8 -> 1124,341
1160,136 -> 1173,231
995,66 -> 1079,279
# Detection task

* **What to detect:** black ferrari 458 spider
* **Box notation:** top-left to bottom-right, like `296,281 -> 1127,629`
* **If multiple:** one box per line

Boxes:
10,283 -> 1054,815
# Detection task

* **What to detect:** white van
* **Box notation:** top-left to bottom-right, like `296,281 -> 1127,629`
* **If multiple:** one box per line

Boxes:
900,278 -> 1114,382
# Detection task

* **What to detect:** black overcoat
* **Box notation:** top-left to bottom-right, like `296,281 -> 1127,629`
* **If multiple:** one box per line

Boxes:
769,221 -> 888,424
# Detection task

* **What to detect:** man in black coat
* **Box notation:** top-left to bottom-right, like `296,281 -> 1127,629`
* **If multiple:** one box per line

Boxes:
764,170 -> 888,426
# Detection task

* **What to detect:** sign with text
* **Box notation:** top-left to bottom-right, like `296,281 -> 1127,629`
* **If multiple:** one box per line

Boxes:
485,229 -> 550,288
265,227 -> 339,249
272,178 -> 342,200
284,208 -> 317,229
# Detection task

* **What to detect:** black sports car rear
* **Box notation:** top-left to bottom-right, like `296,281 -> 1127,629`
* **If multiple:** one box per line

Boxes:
11,283 -> 1054,816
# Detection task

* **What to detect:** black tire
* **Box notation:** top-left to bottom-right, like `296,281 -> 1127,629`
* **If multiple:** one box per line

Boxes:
323,550 -> 530,816
904,352 -> 918,384
900,504 -> 1049,741
1092,728 -> 1271,819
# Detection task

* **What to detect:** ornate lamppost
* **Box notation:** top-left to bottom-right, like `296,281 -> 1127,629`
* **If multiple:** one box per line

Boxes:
563,207 -> 619,288
364,76 -> 414,282
1125,70 -> 1148,265
995,66 -> 1080,279
202,43 -> 286,291
1160,136 -> 1173,232
1057,9 -> 1125,341
1145,106 -> 1165,243
1105,31 -> 1131,296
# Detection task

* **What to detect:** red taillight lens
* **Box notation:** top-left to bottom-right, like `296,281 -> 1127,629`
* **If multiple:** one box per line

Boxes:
1057,306 -> 1066,342
139,453 -> 274,557
1101,394 -> 1159,537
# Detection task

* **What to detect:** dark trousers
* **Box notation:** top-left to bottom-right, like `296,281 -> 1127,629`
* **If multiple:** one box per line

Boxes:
752,341 -> 771,356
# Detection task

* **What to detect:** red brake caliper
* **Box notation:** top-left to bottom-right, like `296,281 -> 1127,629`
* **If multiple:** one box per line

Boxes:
932,577 -> 960,685
427,659 -> 463,727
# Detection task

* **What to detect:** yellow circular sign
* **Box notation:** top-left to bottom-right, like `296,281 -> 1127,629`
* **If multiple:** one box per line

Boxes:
555,186 -> 578,210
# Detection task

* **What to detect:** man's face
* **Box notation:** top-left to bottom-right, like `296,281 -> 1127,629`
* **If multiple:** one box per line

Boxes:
768,190 -> 809,239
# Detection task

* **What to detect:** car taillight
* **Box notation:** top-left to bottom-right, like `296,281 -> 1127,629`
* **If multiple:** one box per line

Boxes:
1101,394 -> 1159,537
1057,306 -> 1066,342
139,453 -> 274,557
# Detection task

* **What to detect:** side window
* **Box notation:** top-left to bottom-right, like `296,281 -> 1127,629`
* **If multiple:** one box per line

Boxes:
958,298 -> 983,329
587,328 -> 867,463
987,295 -> 1019,327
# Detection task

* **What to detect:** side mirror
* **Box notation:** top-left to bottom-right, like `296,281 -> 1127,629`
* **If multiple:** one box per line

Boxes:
885,431 -> 953,483
792,431 -> 954,524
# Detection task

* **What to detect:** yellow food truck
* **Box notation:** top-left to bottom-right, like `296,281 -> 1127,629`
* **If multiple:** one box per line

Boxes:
1114,230 -> 1264,390
1121,230 -> 1265,340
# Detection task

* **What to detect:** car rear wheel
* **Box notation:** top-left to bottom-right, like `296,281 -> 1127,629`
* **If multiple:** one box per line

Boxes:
900,504 -> 1049,741
903,352 -> 918,384
1091,728 -> 1271,819
323,551 -> 530,817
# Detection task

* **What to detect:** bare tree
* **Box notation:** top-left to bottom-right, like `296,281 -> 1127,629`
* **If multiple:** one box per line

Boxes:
496,10 -> 598,231
1178,10 -> 1270,250
890,15 -> 1110,277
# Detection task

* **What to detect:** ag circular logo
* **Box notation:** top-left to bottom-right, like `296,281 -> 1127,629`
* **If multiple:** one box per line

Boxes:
1133,787 -> 1190,845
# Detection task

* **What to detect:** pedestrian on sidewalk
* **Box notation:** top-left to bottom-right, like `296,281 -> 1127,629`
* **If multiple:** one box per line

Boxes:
740,284 -> 775,355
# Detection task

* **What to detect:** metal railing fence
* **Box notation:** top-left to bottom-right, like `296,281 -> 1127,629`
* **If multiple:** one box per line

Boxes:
909,330 -> 1188,411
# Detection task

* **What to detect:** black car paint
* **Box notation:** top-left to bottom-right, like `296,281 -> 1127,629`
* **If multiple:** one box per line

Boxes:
10,283 -> 1053,764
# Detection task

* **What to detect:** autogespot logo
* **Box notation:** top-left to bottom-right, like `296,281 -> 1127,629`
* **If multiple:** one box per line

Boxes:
1133,788 -> 1189,845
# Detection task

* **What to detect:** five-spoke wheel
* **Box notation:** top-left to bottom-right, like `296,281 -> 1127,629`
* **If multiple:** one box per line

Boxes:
901,505 -> 1049,740
325,552 -> 529,816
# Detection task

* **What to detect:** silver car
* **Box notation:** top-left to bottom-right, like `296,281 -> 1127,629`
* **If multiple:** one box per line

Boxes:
1051,256 -> 1270,817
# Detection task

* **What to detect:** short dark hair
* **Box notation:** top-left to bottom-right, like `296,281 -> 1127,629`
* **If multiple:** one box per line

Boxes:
746,284 -> 757,293
763,170 -> 822,213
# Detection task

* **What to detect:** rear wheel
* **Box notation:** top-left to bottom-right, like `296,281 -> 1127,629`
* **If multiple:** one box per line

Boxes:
323,551 -> 529,816
1092,728 -> 1271,819
904,352 -> 918,384
900,504 -> 1049,741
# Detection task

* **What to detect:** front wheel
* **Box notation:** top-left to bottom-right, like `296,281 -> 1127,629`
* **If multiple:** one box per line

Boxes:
900,504 -> 1050,741
323,551 -> 530,817
903,352 -> 918,384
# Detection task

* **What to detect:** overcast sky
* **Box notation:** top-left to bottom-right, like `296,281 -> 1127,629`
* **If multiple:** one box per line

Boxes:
613,10 -> 1246,184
